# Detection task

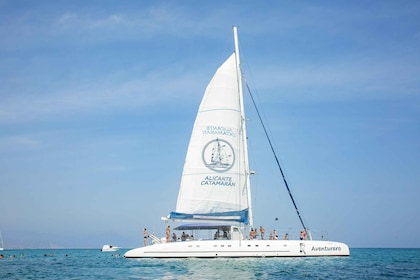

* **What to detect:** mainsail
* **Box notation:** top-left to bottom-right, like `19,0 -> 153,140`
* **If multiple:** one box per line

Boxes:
169,51 -> 252,225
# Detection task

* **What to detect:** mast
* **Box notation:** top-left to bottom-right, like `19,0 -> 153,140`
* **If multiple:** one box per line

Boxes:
233,26 -> 253,228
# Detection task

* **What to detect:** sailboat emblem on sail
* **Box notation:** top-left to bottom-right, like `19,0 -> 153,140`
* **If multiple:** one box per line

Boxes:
202,138 -> 235,172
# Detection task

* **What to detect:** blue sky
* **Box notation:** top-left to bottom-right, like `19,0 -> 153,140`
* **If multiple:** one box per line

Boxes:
0,0 -> 419,249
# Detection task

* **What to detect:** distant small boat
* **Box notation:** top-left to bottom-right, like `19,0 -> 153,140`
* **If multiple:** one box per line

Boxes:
101,245 -> 120,252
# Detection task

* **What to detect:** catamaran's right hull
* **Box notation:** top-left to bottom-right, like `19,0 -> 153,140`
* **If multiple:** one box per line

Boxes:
124,240 -> 349,258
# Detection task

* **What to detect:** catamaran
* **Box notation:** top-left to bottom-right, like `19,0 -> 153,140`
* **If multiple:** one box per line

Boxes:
125,26 -> 349,258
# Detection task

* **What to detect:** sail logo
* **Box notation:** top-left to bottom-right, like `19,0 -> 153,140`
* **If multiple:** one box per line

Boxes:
201,176 -> 236,186
202,126 -> 236,137
202,138 -> 235,172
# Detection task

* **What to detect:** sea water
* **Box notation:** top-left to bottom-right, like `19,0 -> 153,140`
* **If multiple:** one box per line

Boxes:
0,248 -> 419,279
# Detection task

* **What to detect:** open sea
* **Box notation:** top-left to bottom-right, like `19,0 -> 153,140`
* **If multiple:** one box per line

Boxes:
0,248 -> 419,279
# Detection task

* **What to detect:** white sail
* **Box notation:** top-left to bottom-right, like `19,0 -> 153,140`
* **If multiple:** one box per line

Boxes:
169,52 -> 251,224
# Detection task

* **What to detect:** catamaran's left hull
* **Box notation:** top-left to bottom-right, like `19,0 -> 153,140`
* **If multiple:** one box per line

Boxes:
124,240 -> 349,258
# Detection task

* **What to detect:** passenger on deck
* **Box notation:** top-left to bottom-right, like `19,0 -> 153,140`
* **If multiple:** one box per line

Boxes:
143,228 -> 148,246
181,232 -> 186,241
260,226 -> 265,240
251,228 -> 258,239
214,230 -> 220,240
166,225 -> 171,243
300,229 -> 307,240
172,232 -> 177,242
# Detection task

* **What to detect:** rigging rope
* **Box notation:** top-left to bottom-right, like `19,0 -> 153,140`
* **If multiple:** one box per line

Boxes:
245,82 -> 308,235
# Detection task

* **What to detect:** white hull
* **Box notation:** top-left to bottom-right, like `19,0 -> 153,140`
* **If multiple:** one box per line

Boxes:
102,248 -> 119,252
125,240 -> 349,258
101,245 -> 120,252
